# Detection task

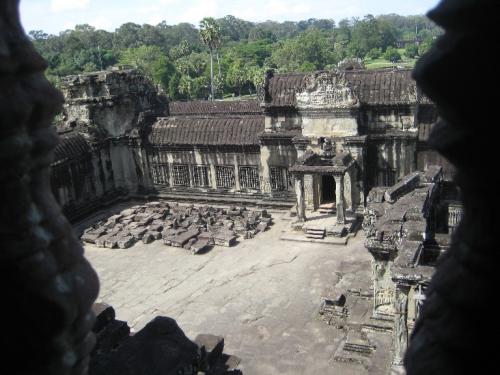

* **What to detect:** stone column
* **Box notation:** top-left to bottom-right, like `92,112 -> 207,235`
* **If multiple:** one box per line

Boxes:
393,284 -> 410,366
304,174 -> 314,210
334,174 -> 346,224
295,175 -> 306,222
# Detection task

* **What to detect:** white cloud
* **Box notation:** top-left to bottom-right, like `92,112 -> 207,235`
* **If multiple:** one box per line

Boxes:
90,16 -> 113,30
175,0 -> 220,25
51,0 -> 90,13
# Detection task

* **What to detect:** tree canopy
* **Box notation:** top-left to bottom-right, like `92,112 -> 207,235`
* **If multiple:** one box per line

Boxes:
29,14 -> 441,99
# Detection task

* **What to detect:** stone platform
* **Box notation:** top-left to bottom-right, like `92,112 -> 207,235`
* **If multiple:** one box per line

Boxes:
280,211 -> 360,245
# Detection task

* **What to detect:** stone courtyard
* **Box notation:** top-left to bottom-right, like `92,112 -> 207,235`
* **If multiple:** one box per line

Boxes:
83,206 -> 393,375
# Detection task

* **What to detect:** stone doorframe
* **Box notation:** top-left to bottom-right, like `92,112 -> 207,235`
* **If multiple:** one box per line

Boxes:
293,169 -> 352,224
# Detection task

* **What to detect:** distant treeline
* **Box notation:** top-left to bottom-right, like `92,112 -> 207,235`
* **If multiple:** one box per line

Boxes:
29,14 -> 441,100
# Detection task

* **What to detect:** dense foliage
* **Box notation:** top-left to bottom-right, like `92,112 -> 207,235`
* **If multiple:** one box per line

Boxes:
29,14 -> 441,100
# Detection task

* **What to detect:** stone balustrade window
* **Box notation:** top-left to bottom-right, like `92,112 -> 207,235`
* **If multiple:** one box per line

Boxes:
270,167 -> 291,191
149,151 -> 169,186
192,165 -> 211,187
216,166 -> 235,188
172,164 -> 190,186
239,166 -> 260,190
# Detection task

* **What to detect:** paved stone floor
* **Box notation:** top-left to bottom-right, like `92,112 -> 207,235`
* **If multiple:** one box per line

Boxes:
84,210 -> 392,374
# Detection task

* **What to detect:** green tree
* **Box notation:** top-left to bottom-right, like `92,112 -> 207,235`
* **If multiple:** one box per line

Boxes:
168,72 -> 183,100
217,15 -> 253,42
405,43 -> 418,58
119,46 -> 175,89
270,28 -> 336,72
226,58 -> 248,96
113,22 -> 142,50
418,38 -> 434,56
367,48 -> 382,59
383,47 -> 401,62
199,17 -> 222,100
349,15 -> 396,57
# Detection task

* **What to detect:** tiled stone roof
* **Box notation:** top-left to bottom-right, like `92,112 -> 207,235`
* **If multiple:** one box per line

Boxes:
169,100 -> 262,116
263,69 -> 430,108
149,116 -> 265,146
53,133 -> 91,164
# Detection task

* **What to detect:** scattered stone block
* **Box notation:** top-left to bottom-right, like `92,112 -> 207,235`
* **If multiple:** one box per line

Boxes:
81,227 -> 107,244
148,223 -> 163,232
130,227 -> 147,240
213,230 -> 237,247
104,236 -> 119,249
171,228 -> 200,247
183,237 -> 197,250
117,235 -> 136,249
190,239 -> 212,254
120,208 -> 136,216
142,232 -> 155,244
257,222 -> 268,232
83,202 -> 272,253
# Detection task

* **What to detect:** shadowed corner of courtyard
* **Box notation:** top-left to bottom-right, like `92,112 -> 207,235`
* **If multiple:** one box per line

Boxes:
83,207 -> 393,375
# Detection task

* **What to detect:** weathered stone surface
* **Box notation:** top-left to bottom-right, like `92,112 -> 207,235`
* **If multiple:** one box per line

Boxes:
363,168 -> 457,367
384,172 -> 420,203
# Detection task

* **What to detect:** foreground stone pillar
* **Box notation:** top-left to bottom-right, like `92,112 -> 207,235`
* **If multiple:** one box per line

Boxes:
0,2 -> 99,374
295,175 -> 306,222
334,174 -> 345,224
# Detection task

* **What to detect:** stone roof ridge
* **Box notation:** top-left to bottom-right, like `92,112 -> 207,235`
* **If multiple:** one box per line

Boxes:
169,100 -> 262,116
149,116 -> 265,146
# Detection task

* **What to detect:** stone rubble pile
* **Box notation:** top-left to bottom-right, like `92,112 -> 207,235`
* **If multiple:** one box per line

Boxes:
82,202 -> 272,253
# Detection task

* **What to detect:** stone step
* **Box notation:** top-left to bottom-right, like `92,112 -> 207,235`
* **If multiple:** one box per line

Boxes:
306,229 -> 325,233
306,233 -> 325,239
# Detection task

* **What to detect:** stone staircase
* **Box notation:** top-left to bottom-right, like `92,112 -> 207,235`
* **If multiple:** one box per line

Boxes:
319,202 -> 336,214
305,226 -> 326,239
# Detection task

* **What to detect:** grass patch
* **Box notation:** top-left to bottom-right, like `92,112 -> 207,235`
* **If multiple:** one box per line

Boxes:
364,48 -> 418,70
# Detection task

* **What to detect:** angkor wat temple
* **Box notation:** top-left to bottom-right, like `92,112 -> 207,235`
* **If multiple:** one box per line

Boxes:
3,0 -> 496,374
52,67 -> 453,224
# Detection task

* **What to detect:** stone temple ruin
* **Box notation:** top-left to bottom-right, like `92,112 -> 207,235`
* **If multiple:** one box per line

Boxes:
52,66 -> 453,226
82,202 -> 271,253
46,61 -> 465,370
4,0 -> 495,374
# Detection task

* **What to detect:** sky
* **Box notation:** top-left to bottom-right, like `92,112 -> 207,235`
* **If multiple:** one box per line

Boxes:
20,0 -> 441,34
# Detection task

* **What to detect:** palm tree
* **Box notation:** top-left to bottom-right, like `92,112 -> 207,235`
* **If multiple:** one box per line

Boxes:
199,17 -> 221,100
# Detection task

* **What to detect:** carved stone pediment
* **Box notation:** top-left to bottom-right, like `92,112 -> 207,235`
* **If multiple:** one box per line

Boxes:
296,70 -> 360,110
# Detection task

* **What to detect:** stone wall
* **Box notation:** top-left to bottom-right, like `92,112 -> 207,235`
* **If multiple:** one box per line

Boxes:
51,69 -> 167,220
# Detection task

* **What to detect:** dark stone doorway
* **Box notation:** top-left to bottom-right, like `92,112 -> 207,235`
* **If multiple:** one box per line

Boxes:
322,175 -> 336,203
